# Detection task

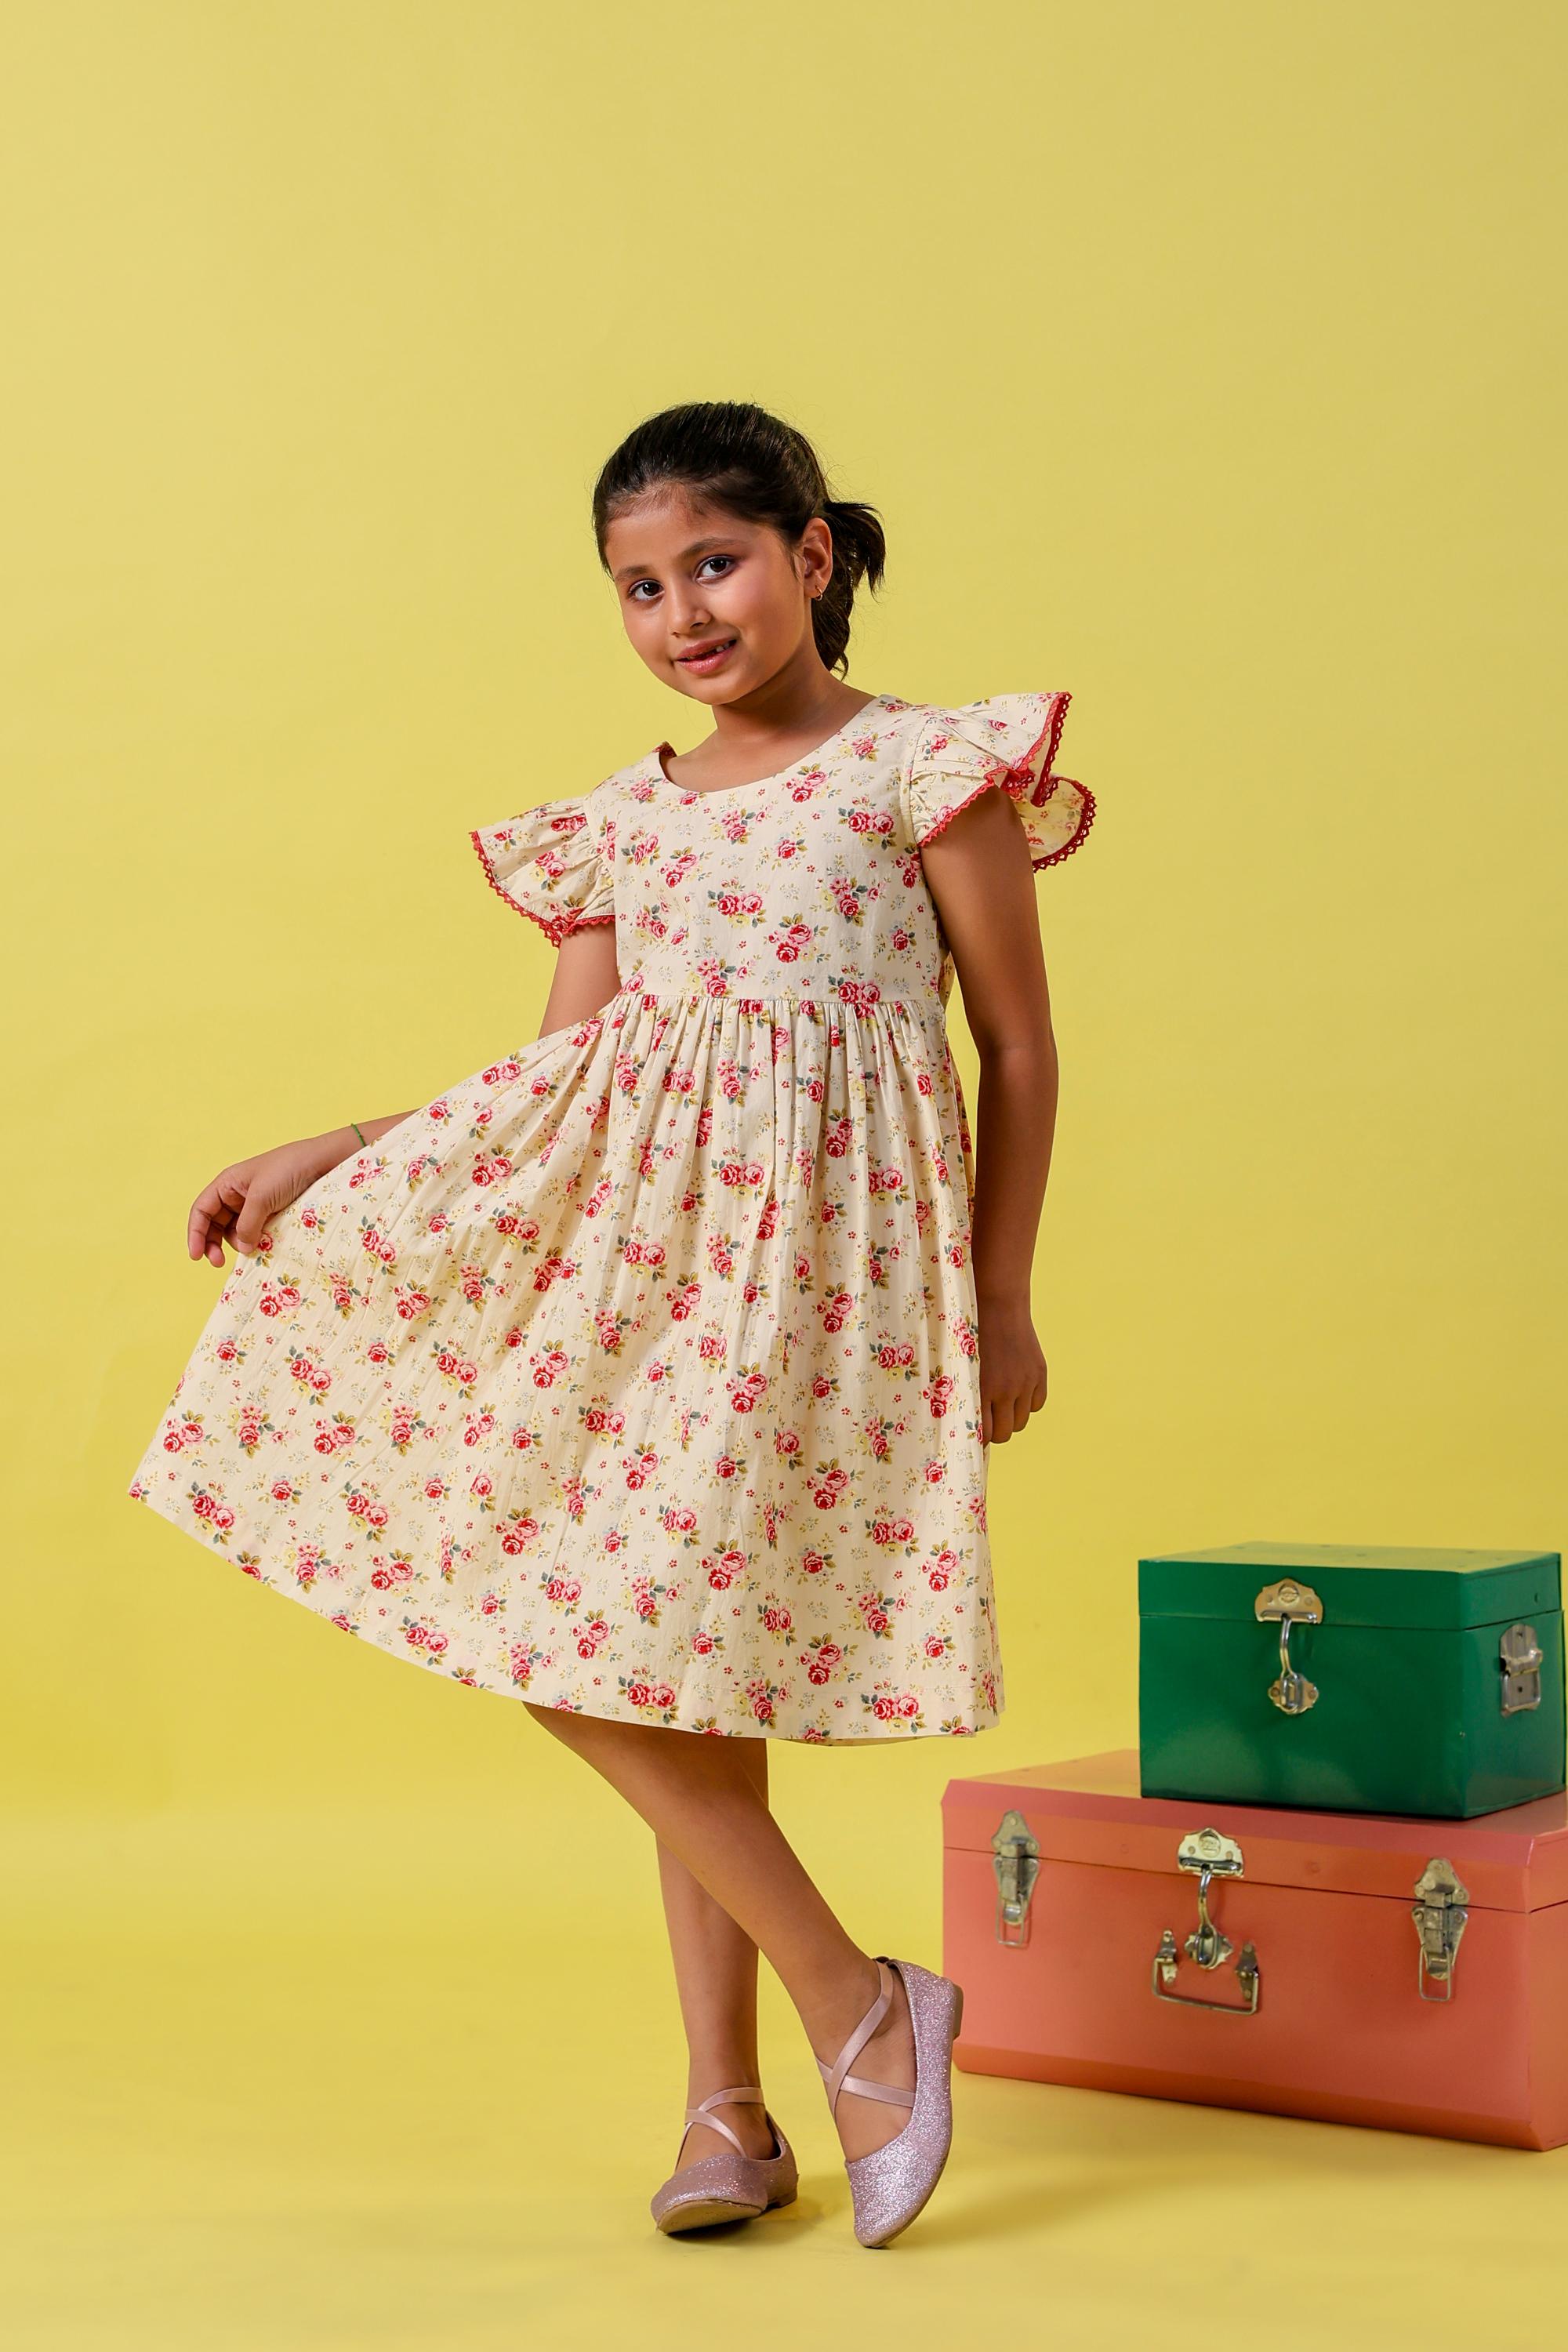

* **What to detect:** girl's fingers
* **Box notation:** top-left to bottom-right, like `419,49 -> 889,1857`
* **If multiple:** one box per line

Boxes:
190,1210 -> 228,1268
187,1193 -> 220,1260
232,1186 -> 281,1256
985,1377 -> 1049,1443
191,1172 -> 252,1265
981,1352 -> 1049,1446
218,1178 -> 260,1254
190,1174 -> 241,1252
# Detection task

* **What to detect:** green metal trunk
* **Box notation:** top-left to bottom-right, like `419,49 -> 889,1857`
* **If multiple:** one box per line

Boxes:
1138,1541 -> 1565,1819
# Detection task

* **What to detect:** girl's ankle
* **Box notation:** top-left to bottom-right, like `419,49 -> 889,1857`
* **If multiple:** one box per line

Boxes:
804,1951 -> 887,2064
684,2070 -> 762,2102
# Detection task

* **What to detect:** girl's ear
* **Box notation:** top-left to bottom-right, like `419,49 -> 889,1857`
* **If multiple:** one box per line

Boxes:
797,514 -> 834,599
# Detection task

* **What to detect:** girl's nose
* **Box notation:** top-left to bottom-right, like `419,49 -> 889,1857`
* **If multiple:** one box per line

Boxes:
666,585 -> 712,633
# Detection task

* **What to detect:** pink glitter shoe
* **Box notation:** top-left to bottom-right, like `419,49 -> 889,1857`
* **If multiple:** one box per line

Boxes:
817,1955 -> 964,2249
648,2085 -> 798,2235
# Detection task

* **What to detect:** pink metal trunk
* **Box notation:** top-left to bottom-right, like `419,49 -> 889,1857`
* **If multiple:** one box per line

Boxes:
942,1751 -> 1568,2150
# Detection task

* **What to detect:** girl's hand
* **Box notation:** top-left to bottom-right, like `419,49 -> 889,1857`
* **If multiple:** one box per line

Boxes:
186,1128 -> 358,1269
978,1296 -> 1048,1445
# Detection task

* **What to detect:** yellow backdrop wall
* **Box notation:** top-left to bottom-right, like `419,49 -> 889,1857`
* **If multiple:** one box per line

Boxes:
8,0 -> 1565,1818
3,6 -> 1565,2339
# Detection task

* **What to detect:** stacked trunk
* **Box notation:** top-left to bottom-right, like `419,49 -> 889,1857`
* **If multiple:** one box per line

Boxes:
942,1543 -> 1568,2149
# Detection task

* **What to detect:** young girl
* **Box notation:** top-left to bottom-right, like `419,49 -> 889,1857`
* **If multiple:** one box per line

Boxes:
128,401 -> 1094,2249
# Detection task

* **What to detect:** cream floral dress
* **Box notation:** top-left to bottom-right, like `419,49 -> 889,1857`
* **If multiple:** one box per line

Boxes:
129,691 -> 1094,1741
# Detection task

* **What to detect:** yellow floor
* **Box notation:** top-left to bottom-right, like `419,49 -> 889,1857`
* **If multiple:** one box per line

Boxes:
5,1798 -> 1565,2352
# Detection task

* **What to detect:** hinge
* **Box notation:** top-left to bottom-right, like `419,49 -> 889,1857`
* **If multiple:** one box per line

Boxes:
992,1808 -> 1040,1948
1412,1858 -> 1469,2002
1499,1623 -> 1544,1715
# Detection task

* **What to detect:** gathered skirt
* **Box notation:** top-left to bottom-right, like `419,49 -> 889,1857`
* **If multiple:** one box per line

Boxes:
129,985 -> 1004,1743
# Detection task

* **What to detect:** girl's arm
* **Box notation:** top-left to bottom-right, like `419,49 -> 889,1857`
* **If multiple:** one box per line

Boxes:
917,789 -> 1058,1445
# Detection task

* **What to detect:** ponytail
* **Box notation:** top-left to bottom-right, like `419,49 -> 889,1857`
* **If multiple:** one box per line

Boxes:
812,498 -> 887,676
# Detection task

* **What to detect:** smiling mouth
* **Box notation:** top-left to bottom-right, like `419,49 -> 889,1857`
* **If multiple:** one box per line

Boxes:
676,637 -> 738,666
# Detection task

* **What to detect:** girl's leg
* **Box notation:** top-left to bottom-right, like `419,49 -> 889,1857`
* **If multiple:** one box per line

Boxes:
524,1704 -> 915,2163
655,1735 -> 774,2169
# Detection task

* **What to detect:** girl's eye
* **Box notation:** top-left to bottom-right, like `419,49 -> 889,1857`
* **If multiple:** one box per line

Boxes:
626,553 -> 735,603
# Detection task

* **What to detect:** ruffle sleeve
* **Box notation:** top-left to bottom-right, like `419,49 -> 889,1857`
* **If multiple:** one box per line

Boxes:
470,795 -> 615,946
904,691 -> 1095,870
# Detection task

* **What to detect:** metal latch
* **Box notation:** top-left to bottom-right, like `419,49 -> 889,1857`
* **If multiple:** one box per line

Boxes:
1499,1623 -> 1543,1715
1413,1858 -> 1469,2002
992,1809 -> 1040,1948
1254,1578 -> 1324,1715
1152,1828 -> 1261,2015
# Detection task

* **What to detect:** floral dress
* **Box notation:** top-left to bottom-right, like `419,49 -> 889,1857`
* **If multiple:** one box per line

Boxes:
129,691 -> 1094,1741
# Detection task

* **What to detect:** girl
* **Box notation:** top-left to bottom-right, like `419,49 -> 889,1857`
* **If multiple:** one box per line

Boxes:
129,401 -> 1095,2248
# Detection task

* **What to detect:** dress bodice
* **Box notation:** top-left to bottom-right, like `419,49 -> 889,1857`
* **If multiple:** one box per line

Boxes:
606,699 -> 958,1011
471,689 -> 1094,1016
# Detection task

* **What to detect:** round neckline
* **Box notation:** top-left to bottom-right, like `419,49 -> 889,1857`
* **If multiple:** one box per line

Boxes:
650,692 -> 891,800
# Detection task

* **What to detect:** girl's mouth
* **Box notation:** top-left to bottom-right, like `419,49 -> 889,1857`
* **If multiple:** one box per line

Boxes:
676,637 -> 738,674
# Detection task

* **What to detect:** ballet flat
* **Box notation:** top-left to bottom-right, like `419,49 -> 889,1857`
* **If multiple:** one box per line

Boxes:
648,2084 -> 798,2235
816,1955 -> 964,2249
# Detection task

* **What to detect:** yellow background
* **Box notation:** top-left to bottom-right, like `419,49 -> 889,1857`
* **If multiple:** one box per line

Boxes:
5,2 -> 1565,2343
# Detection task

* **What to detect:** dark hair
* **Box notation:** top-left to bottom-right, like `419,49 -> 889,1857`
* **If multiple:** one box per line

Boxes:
592,401 -> 886,677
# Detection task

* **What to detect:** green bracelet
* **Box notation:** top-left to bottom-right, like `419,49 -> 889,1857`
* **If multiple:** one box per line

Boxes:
350,1120 -> 368,1149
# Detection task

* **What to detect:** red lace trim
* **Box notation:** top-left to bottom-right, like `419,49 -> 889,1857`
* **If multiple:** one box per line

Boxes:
1034,780 -> 1096,869
916,770 -> 1097,868
469,828 -> 615,948
913,691 -> 1096,869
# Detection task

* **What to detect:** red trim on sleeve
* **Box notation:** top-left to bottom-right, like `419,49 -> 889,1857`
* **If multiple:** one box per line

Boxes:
913,688 -> 1095,871
469,828 -> 615,947
916,775 -> 1097,867
1031,781 -> 1096,869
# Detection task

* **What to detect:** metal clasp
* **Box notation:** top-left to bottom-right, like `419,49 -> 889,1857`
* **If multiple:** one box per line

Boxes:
1254,1579 -> 1324,1715
1500,1623 -> 1544,1715
992,1808 -> 1040,1947
1152,1828 -> 1261,2015
1413,1858 -> 1469,2002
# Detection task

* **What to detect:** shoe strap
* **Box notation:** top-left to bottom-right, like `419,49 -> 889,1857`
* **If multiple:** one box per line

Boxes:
816,1959 -> 916,2119
677,2083 -> 767,2161
823,2066 -> 916,2112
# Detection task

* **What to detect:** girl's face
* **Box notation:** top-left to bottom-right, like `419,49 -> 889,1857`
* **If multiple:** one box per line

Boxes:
603,487 -> 833,709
